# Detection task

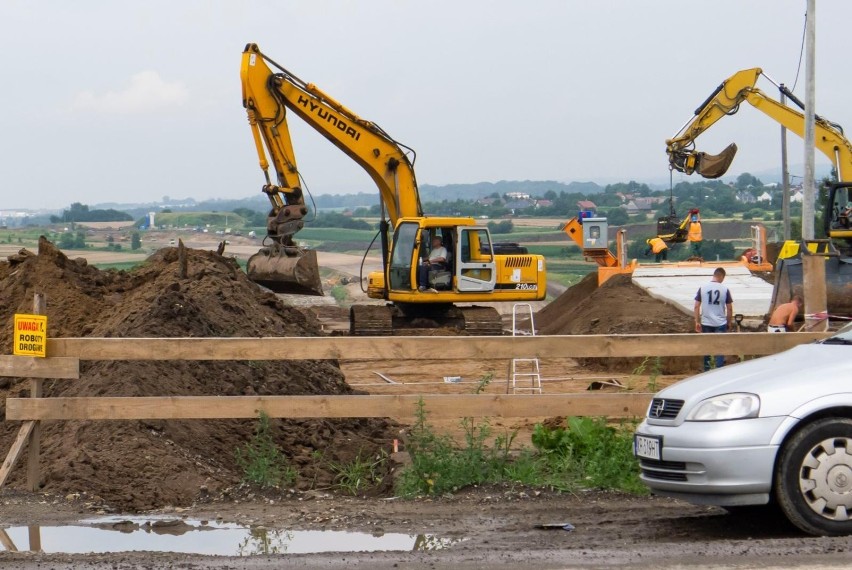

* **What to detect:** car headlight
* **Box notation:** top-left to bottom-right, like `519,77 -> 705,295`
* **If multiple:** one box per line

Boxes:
686,393 -> 760,421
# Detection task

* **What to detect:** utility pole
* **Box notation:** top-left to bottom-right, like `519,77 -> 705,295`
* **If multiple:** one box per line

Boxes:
780,85 -> 791,240
802,0 -> 816,239
801,0 -> 828,332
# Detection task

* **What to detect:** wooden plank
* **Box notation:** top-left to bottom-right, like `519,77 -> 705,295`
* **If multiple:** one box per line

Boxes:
802,254 -> 829,332
0,421 -> 36,489
44,332 -> 829,361
0,528 -> 18,552
0,356 -> 79,379
27,526 -> 41,553
6,394 -> 653,421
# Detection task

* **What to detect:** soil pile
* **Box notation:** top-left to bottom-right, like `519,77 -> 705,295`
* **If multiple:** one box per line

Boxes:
537,273 -> 698,373
0,238 -> 396,511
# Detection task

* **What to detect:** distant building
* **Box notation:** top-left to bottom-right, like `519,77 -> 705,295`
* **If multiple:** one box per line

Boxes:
735,191 -> 757,204
576,200 -> 597,212
622,197 -> 662,215
504,199 -> 534,211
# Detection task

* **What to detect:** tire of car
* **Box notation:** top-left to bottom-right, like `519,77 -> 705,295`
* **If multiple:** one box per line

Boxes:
775,417 -> 852,536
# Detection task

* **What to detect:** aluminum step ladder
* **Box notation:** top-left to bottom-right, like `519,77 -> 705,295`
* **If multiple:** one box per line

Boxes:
510,304 -> 542,394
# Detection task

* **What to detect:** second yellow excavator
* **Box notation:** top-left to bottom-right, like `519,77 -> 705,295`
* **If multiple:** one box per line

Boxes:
665,67 -> 852,317
240,44 -> 546,334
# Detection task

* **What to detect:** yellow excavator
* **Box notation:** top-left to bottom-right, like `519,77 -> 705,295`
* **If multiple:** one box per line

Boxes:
665,67 -> 852,317
240,44 -> 546,334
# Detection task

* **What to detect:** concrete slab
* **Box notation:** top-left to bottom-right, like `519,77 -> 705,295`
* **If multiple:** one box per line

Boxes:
632,263 -> 773,324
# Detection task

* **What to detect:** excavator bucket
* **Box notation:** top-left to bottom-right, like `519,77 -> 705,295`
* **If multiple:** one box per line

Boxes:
695,143 -> 738,179
246,248 -> 324,296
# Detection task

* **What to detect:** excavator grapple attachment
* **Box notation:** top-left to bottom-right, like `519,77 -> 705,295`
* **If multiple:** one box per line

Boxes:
246,247 -> 324,296
694,143 -> 738,179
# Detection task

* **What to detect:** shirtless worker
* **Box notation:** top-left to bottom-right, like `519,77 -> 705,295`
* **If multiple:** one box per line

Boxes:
767,294 -> 803,332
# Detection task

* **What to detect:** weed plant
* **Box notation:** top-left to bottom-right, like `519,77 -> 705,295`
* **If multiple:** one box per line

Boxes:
396,399 -> 645,496
631,356 -> 663,392
396,399 -> 517,495
329,284 -> 348,304
330,451 -> 387,495
235,412 -> 297,488
531,417 -> 646,494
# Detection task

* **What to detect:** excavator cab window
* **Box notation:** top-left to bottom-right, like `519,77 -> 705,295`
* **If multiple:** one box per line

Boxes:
388,222 -> 419,291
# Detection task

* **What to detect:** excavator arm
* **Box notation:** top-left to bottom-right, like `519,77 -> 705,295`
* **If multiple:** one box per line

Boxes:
239,43 -> 423,294
667,67 -> 852,181
666,67 -> 852,247
241,43 -> 422,230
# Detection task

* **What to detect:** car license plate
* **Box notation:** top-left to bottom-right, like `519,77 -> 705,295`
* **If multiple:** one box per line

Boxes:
634,434 -> 662,460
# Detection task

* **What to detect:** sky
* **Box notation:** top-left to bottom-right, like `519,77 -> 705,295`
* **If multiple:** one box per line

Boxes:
2,0 -> 851,211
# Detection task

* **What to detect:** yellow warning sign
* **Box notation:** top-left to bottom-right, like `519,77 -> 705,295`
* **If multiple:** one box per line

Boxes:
14,314 -> 48,357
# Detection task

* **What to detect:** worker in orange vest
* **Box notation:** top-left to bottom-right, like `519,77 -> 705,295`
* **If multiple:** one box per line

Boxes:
645,237 -> 668,262
687,210 -> 702,256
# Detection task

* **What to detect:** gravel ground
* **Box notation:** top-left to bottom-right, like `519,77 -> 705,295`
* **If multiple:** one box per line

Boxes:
2,487 -> 851,569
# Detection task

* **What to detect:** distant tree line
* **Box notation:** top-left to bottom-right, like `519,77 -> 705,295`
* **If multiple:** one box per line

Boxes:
50,202 -> 133,223
311,212 -> 373,230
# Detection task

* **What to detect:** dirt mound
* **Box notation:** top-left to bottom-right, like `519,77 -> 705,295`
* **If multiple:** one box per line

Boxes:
0,238 -> 396,511
536,272 -> 699,373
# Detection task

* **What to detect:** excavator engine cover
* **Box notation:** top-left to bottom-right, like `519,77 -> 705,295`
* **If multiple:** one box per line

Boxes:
695,143 -> 738,179
246,247 -> 324,296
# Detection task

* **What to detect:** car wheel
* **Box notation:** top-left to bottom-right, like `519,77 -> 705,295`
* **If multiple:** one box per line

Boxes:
775,417 -> 852,536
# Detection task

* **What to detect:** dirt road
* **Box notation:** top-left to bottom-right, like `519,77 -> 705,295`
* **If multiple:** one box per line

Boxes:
1,488 -> 849,569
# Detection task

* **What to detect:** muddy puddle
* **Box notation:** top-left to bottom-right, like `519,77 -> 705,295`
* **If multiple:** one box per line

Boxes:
0,516 -> 461,556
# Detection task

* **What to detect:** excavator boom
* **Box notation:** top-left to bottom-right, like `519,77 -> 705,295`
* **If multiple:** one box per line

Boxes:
239,43 -> 424,295
666,67 -> 852,251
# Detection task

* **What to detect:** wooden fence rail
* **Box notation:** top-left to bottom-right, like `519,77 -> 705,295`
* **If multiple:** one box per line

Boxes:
44,332 -> 829,361
5,393 -> 653,421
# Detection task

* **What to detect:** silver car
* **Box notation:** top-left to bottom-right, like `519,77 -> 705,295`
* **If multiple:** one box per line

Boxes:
634,322 -> 852,536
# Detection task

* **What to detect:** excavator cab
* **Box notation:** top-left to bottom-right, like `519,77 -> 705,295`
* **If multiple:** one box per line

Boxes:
826,181 -> 852,254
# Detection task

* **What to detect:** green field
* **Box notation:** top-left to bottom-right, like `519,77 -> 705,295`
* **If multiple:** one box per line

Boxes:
2,223 -> 600,289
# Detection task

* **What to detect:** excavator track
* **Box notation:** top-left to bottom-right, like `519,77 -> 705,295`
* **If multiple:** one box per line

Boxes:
349,305 -> 394,336
457,306 -> 504,335
349,304 -> 503,336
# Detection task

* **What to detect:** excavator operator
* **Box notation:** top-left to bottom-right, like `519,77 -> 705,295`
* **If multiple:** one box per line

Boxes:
418,236 -> 448,293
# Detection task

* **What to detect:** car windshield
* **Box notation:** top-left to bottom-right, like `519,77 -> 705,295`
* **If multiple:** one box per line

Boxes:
821,322 -> 852,344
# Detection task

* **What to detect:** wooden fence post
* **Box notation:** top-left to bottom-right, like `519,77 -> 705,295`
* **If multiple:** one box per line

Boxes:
27,293 -> 45,492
